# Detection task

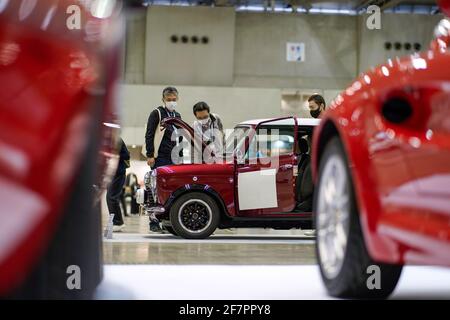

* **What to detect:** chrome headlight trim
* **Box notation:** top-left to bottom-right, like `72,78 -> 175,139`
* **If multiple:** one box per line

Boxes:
150,170 -> 158,203
150,170 -> 157,191
144,171 -> 152,191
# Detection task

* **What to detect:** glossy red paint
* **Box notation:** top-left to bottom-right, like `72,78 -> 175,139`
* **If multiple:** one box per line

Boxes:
439,0 -> 450,17
312,18 -> 450,266
155,117 -> 238,214
154,117 -> 315,221
0,1 -> 121,295
236,154 -> 297,215
234,117 -> 299,216
157,163 -> 237,215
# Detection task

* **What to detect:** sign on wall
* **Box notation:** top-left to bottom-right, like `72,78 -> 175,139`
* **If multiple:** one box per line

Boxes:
286,42 -> 305,62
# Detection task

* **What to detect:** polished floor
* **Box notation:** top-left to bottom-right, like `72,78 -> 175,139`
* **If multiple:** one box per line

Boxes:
103,215 -> 316,265
100,215 -> 450,299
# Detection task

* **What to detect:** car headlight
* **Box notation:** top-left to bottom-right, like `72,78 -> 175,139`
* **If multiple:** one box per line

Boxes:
144,171 -> 152,191
136,188 -> 145,205
150,170 -> 157,192
144,170 -> 158,204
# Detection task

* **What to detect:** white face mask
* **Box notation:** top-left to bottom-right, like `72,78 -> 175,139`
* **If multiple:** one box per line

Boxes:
165,101 -> 177,111
199,117 -> 210,126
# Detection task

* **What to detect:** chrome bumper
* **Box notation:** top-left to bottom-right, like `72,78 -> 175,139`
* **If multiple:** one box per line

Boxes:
145,205 -> 165,222
147,206 -> 165,214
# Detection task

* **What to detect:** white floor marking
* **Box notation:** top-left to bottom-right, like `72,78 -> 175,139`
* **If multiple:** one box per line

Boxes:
96,265 -> 450,300
103,232 -> 315,245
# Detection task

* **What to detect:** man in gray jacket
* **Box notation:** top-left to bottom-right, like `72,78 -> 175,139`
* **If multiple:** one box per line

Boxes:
192,101 -> 224,163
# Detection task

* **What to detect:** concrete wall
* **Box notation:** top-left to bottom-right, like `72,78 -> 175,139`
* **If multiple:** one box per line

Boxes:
145,6 -> 235,86
120,84 -> 340,146
358,13 -> 442,73
121,84 -> 281,145
234,12 -> 358,90
120,7 -> 443,147
124,10 -> 146,84
123,7 -> 442,88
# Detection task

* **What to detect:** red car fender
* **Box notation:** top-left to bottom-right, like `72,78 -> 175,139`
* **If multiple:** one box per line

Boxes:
312,95 -> 404,265
314,32 -> 450,264
0,0 -> 122,295
156,163 -> 237,216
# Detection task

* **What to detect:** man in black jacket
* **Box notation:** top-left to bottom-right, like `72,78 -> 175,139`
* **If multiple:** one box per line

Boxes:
145,87 -> 182,168
107,138 -> 130,232
308,94 -> 326,119
145,87 -> 182,232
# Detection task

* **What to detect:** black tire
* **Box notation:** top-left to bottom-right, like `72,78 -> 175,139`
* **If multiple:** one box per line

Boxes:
10,117 -> 103,299
314,137 -> 402,299
163,225 -> 178,236
170,192 -> 220,239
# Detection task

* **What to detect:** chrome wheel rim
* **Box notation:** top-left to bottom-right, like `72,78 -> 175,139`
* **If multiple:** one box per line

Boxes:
178,199 -> 212,234
317,154 -> 351,279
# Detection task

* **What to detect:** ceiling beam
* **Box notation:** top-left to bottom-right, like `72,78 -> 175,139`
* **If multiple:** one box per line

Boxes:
356,0 -> 406,11
380,0 -> 404,10
355,0 -> 376,10
286,0 -> 311,11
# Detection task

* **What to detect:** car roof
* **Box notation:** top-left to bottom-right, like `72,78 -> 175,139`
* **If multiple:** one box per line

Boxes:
238,118 -> 320,127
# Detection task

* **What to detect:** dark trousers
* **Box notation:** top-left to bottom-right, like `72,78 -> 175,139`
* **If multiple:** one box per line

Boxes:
152,155 -> 174,169
107,173 -> 126,226
120,189 -> 127,216
149,155 -> 174,229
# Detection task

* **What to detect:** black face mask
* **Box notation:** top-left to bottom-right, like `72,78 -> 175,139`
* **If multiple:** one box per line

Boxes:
310,109 -> 321,118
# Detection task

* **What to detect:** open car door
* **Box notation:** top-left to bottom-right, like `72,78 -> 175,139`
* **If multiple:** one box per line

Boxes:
236,117 -> 298,216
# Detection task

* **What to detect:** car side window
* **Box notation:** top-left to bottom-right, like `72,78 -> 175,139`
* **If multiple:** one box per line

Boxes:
246,126 -> 295,160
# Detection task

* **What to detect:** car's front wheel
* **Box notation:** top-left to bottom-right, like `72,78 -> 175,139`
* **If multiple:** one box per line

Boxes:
314,137 -> 403,299
170,192 -> 220,239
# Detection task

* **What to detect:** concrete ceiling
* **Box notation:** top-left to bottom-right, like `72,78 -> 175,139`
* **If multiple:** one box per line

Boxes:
141,0 -> 440,14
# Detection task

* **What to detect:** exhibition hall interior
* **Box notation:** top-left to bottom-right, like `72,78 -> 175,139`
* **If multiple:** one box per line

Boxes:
1,0 -> 450,301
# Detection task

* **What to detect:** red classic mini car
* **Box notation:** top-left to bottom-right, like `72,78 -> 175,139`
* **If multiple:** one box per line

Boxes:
139,117 -> 320,239
0,0 -> 125,299
312,4 -> 450,298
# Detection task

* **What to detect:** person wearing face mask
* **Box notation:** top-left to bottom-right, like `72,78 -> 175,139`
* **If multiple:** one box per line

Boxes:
307,94 -> 326,119
192,102 -> 224,161
144,87 -> 183,233
145,86 -> 182,169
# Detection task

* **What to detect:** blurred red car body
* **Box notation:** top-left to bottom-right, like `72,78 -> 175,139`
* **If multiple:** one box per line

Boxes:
312,0 -> 450,298
0,0 -> 123,298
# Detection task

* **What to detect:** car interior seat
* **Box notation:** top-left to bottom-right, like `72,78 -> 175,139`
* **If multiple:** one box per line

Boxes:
295,137 -> 313,212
